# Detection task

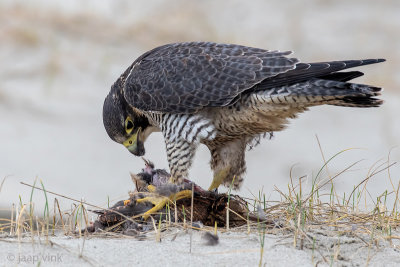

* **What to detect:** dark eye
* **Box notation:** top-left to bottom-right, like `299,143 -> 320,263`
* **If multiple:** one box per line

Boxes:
125,117 -> 134,134
126,120 -> 133,130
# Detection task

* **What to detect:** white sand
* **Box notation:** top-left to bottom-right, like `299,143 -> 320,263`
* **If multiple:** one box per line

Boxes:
1,230 -> 399,266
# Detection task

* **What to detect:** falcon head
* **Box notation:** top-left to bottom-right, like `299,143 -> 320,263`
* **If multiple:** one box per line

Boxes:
103,80 -> 150,156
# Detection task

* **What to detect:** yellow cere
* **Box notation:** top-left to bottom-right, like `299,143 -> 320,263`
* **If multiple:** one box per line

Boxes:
123,131 -> 139,148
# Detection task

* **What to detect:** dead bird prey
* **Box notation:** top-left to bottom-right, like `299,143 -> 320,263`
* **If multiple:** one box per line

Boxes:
103,42 -> 385,217
126,158 -> 205,219
87,160 -> 250,233
130,158 -> 205,194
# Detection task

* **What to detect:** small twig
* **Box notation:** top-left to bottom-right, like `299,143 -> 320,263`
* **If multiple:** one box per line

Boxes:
190,183 -> 194,253
54,198 -> 65,233
174,199 -> 178,224
10,203 -> 15,236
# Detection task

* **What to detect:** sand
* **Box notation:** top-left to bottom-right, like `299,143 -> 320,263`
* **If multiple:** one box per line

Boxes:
1,229 -> 400,267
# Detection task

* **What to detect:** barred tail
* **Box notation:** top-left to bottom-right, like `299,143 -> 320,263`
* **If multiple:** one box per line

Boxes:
257,78 -> 383,108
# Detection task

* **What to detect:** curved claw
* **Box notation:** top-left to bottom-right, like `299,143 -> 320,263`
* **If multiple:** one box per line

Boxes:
209,166 -> 231,191
136,190 -> 193,220
137,196 -> 169,220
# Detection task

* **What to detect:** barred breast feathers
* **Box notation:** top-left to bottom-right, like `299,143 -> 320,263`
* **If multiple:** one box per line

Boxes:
157,113 -> 217,143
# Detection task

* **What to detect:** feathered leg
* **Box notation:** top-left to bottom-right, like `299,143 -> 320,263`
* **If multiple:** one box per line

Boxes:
208,138 -> 247,190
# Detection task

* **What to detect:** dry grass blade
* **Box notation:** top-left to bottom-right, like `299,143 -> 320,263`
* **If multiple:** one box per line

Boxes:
20,181 -> 140,226
0,175 -> 10,194
0,149 -> 397,267
347,162 -> 397,204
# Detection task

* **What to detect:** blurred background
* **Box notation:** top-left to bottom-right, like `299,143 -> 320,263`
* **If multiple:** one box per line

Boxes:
1,0 -> 399,215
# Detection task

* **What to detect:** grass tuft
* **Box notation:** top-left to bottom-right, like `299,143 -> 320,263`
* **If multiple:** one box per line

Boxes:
0,148 -> 399,265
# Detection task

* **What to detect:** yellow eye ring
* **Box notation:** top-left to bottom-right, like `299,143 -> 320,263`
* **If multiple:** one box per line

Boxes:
125,117 -> 134,134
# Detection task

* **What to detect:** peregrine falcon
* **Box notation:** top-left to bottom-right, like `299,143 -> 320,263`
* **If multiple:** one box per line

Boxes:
103,42 -> 384,191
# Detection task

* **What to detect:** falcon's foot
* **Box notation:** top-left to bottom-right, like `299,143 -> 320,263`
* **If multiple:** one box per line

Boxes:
136,188 -> 192,220
208,166 -> 231,191
123,185 -> 157,206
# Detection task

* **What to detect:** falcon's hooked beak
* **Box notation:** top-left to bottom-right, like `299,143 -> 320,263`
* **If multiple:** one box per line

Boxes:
123,127 -> 145,156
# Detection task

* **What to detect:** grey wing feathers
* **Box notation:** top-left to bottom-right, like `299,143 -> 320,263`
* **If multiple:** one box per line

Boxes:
253,59 -> 385,91
123,42 -> 299,113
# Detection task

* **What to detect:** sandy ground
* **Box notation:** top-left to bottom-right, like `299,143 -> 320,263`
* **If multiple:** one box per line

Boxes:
1,230 -> 400,267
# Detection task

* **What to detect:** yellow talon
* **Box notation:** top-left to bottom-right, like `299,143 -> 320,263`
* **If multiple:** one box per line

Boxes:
208,166 -> 230,191
171,190 -> 193,201
136,190 -> 193,220
139,196 -> 169,220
